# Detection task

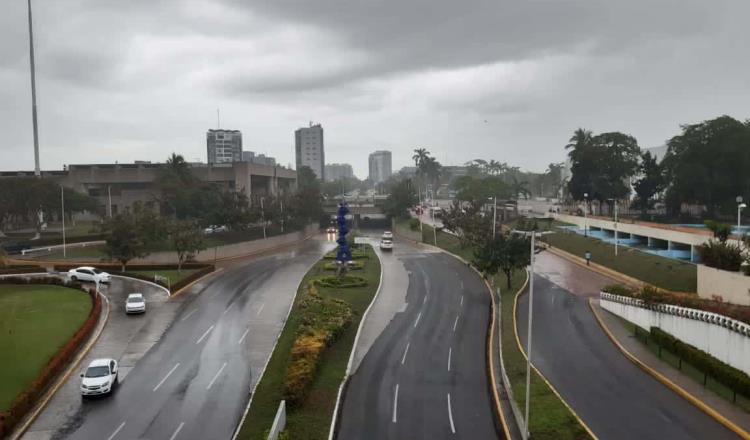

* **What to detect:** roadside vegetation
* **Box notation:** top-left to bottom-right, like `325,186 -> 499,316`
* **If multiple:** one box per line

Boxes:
237,244 -> 381,440
0,284 -> 92,411
127,269 -> 198,285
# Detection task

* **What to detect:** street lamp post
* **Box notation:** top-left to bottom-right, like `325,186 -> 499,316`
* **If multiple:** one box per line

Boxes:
608,198 -> 619,256
27,0 -> 41,177
737,196 -> 745,233
260,197 -> 267,239
492,196 -> 497,239
61,185 -> 66,258
583,193 -> 589,237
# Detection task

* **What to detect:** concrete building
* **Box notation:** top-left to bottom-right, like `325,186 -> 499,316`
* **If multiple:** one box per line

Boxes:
368,150 -> 392,183
242,151 -> 277,167
324,163 -> 354,182
207,129 -> 242,164
295,123 -> 325,180
1,162 -> 297,216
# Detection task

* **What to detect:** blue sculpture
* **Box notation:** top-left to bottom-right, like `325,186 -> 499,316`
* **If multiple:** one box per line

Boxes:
336,202 -> 352,264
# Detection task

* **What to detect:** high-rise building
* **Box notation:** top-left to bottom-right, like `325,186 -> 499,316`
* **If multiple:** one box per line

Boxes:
242,151 -> 277,167
295,123 -> 325,180
207,129 -> 242,164
324,163 -> 354,182
368,150 -> 392,183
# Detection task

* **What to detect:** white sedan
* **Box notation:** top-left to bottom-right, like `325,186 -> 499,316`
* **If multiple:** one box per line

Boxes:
80,358 -> 118,396
380,239 -> 393,251
382,231 -> 393,239
125,293 -> 146,314
68,267 -> 110,284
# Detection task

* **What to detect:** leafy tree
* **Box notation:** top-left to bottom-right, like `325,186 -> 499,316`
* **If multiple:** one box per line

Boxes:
290,166 -> 323,224
102,215 -> 149,271
633,151 -> 664,215
442,200 -> 492,247
383,179 -> 417,219
472,231 -> 530,288
170,220 -> 205,272
704,220 -> 732,243
662,116 -> 750,217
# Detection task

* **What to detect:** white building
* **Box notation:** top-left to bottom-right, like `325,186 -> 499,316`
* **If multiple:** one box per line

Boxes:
207,129 -> 242,164
368,150 -> 392,183
295,123 -> 325,180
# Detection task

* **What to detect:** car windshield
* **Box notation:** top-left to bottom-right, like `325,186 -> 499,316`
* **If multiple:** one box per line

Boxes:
93,269 -> 102,274
127,296 -> 143,303
85,366 -> 110,377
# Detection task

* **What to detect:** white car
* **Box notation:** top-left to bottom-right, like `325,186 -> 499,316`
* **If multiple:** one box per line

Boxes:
203,225 -> 228,234
80,358 -> 118,396
380,239 -> 393,251
382,231 -> 393,239
125,293 -> 146,314
68,267 -> 110,284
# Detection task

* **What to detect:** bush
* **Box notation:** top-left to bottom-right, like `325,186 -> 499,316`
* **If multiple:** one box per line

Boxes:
323,249 -> 369,260
650,327 -> 750,398
602,284 -> 635,297
312,275 -> 367,288
409,218 -> 420,231
697,239 -> 743,272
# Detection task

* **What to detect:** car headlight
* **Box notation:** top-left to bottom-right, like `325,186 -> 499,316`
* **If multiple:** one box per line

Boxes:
102,381 -> 110,387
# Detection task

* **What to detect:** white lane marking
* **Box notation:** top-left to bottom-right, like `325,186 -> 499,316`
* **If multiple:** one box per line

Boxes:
107,422 -> 125,440
401,342 -> 410,365
453,315 -> 459,332
460,295 -> 464,307
392,384 -> 399,423
195,325 -> 215,344
223,303 -> 234,315
153,363 -> 180,392
447,393 -> 456,434
168,422 -> 185,440
238,327 -> 250,344
256,303 -> 265,316
180,309 -> 197,322
448,347 -> 452,372
414,311 -> 422,328
423,294 -> 427,305
206,362 -> 228,390
460,281 -> 464,289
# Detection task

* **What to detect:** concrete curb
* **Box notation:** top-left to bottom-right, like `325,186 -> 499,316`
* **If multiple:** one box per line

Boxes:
512,270 -> 599,440
327,242 -> 385,440
110,274 -> 170,297
392,230 -> 515,439
169,268 -> 223,299
9,289 -> 111,440
230,243 -> 331,440
587,298 -> 750,440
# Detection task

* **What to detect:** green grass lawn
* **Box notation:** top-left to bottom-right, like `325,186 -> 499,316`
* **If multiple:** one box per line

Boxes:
543,223 -> 697,292
41,245 -> 107,260
238,244 -> 381,440
127,269 -> 198,285
417,223 -> 590,438
0,285 -> 92,411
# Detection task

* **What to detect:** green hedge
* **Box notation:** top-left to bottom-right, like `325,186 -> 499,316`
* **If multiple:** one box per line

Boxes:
323,250 -> 369,260
650,327 -> 750,398
323,261 -> 363,271
312,275 -> 367,288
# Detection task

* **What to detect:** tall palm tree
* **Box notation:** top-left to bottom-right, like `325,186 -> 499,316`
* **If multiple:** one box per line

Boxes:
412,148 -> 429,168
566,128 -> 593,151
472,159 -> 488,174
510,176 -> 531,200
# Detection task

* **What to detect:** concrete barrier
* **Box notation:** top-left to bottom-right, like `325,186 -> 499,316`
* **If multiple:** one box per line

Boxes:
267,400 -> 286,440
132,225 -> 318,264
697,264 -> 750,306
600,292 -> 750,376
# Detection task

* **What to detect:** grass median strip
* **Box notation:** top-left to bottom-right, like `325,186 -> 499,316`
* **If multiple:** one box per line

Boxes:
0,284 -> 92,411
237,244 -> 381,440
127,269 -> 197,285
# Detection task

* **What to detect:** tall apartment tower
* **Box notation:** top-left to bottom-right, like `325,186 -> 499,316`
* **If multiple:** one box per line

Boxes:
368,150 -> 392,183
207,129 -> 242,164
295,123 -> 325,180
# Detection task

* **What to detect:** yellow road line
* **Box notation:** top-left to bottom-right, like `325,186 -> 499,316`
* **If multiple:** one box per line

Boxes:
512,271 -> 599,440
588,298 -> 750,440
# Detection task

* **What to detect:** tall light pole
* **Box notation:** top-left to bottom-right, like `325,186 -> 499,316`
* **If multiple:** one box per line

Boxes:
27,0 -> 41,176
61,185 -> 66,258
583,193 -> 589,237
492,196 -> 497,239
609,198 -> 619,256
737,196 -> 745,234
260,197 -> 267,239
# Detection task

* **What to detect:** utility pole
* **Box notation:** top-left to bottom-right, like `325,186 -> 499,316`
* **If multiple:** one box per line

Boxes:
614,200 -> 618,257
261,197 -> 267,239
108,185 -> 112,217
280,199 -> 284,233
61,185 -> 66,258
27,0 -> 41,176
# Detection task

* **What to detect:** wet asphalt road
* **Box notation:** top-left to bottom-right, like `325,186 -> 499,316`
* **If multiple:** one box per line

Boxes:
337,242 -> 499,440
517,252 -> 738,440
44,239 -> 331,440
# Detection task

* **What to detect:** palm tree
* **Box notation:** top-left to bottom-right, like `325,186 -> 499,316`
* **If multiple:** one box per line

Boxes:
164,153 -> 193,184
566,128 -> 593,151
472,159 -> 488,174
510,176 -> 531,200
412,148 -> 429,168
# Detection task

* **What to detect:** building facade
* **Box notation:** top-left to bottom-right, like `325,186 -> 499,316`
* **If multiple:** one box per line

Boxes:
324,163 -> 354,182
368,150 -> 392,183
207,129 -> 242,164
242,151 -> 277,167
295,123 -> 325,180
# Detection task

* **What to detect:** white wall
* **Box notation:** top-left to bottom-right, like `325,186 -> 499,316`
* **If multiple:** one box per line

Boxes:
601,292 -> 750,376
697,264 -> 750,306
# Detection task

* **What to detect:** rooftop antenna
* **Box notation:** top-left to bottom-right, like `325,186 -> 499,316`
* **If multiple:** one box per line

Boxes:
27,0 -> 40,177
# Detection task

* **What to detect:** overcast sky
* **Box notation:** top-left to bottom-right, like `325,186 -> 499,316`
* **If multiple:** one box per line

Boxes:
2,0 -> 749,178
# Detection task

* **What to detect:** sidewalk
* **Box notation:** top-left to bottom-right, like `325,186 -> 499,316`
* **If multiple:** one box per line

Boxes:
591,299 -> 750,436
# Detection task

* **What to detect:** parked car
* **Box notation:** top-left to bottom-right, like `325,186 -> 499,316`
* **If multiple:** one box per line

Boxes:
203,225 -> 228,234
382,231 -> 393,239
326,226 -> 337,234
380,238 -> 393,251
80,358 -> 118,396
68,267 -> 110,284
125,293 -> 146,314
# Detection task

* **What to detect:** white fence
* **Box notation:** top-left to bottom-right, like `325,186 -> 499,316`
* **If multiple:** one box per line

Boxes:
600,292 -> 750,376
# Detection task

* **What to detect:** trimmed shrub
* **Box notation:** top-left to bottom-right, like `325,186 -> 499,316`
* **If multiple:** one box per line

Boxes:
323,249 -> 369,260
312,275 -> 367,288
602,284 -> 635,297
650,327 -> 750,398
323,261 -> 363,271
409,218 -> 420,231
697,239 -> 743,272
